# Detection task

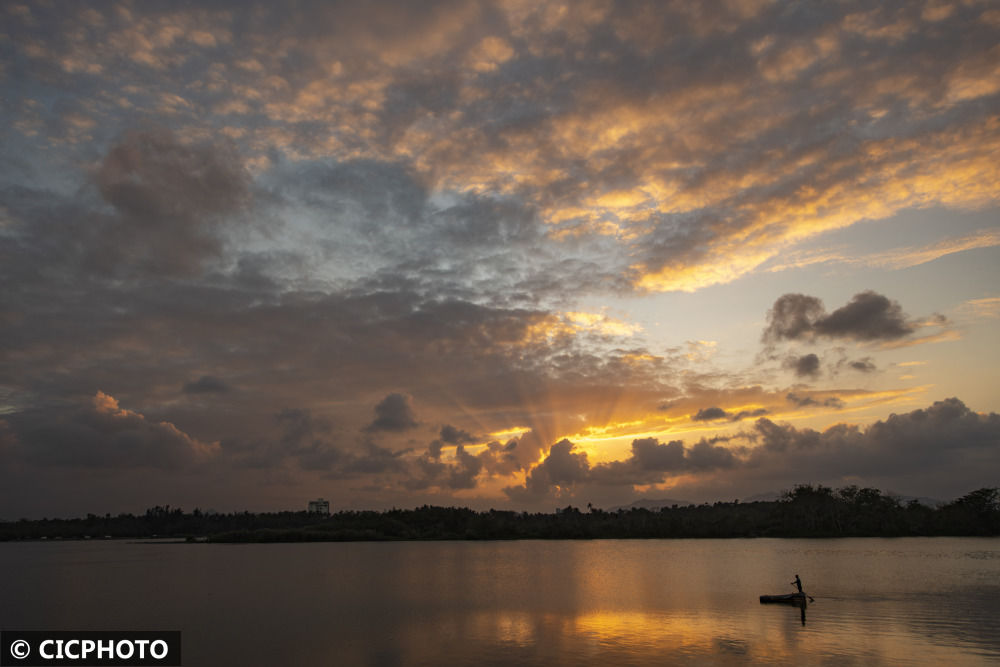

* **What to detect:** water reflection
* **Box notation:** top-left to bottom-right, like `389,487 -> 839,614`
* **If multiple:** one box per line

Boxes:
759,596 -> 808,625
0,538 -> 997,666
397,608 -> 792,665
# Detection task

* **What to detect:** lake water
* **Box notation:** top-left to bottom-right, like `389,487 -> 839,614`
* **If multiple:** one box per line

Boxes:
1,538 -> 998,666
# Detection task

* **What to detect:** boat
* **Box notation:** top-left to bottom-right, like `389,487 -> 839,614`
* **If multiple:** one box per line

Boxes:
759,592 -> 807,604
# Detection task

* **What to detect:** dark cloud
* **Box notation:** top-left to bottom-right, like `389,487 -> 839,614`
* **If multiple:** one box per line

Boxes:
631,437 -> 686,471
440,424 -> 477,445
408,435 -> 522,491
425,423 -> 479,462
182,376 -> 231,394
480,439 -> 522,477
220,407 -> 342,471
427,439 -> 445,461
729,408 -> 769,422
5,392 -> 217,469
787,393 -> 845,409
447,444 -> 483,490
814,291 -> 914,341
693,407 -> 728,421
764,291 -> 915,344
339,439 -> 410,476
787,353 -> 821,378
536,439 -> 591,486
517,439 -> 590,496
274,408 -> 342,471
406,455 -> 448,491
752,417 -> 822,454
365,393 -> 419,432
606,435 -> 738,479
848,358 -> 877,373
692,406 -> 768,422
510,434 -> 738,496
505,398 -> 1000,503
93,129 -> 251,277
747,399 -> 1000,490
686,439 -> 738,471
762,294 -> 826,343
220,406 -> 419,479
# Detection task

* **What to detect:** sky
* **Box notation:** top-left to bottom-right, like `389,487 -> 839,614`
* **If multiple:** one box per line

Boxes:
1,0 -> 998,518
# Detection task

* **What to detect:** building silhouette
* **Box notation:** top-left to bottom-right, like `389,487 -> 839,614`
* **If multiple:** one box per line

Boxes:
307,498 -> 330,515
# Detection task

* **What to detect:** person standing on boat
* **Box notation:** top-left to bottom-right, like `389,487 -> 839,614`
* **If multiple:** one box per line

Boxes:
791,574 -> 803,593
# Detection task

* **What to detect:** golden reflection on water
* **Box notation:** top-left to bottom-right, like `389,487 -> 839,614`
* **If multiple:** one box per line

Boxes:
380,539 -> 1000,665
440,604 -> 987,666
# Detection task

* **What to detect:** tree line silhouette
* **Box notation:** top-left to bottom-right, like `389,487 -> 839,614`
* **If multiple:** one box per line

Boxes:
1,485 -> 997,542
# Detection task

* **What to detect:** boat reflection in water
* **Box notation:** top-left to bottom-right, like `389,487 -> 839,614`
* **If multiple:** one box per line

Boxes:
760,592 -> 809,625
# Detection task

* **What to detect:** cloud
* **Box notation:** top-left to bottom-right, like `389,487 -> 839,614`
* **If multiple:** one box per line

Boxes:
766,229 -> 1000,273
731,408 -> 770,422
365,393 -> 419,432
787,353 -> 821,378
275,408 -> 343,472
516,438 -> 591,497
5,392 -> 219,469
447,444 -> 483,490
878,328 -> 962,350
10,0 -> 997,298
535,438 -> 591,486
764,291 -> 915,344
505,398 -> 1000,502
221,406 -> 419,478
508,434 -> 739,497
746,398 -> 1000,488
691,405 -> 767,422
339,439 -> 410,477
848,358 -> 877,373
219,407 -> 342,471
408,434 -> 522,491
426,439 -> 445,461
425,423 -> 478,462
439,424 -> 477,445
786,392 -> 845,409
815,291 -> 914,341
955,297 -> 1000,321
693,407 -> 728,422
93,128 -> 251,277
616,435 -> 739,477
630,437 -> 686,472
182,375 -> 231,394
762,294 -> 826,343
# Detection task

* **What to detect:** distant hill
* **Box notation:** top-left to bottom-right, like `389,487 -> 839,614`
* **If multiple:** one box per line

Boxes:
610,498 -> 691,512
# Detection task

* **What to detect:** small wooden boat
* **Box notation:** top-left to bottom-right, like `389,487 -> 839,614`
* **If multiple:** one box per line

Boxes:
759,592 -> 807,604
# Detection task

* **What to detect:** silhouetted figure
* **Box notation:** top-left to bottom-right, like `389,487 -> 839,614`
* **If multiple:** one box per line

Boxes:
791,574 -> 803,593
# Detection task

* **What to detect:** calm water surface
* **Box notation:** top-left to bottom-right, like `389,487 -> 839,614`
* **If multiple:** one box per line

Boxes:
2,538 -> 998,666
